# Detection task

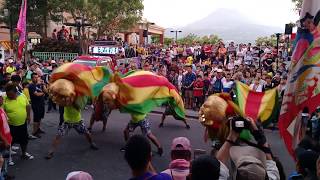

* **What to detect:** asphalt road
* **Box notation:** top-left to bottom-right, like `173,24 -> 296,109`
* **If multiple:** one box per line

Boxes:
9,108 -> 295,180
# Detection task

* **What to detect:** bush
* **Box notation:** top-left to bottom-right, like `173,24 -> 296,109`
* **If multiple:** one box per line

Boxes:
32,39 -> 80,53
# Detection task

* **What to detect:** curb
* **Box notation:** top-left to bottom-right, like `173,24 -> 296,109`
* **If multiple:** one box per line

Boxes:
151,110 -> 198,120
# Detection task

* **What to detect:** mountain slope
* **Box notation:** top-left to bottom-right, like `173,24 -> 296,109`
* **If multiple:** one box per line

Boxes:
165,9 -> 283,43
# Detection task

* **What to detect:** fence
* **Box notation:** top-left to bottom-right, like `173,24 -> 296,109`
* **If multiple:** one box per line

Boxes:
32,52 -> 79,61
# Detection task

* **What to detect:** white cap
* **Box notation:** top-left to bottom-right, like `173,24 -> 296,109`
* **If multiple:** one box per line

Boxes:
51,60 -> 56,64
264,49 -> 271,54
8,59 -> 14,63
217,69 -> 223,73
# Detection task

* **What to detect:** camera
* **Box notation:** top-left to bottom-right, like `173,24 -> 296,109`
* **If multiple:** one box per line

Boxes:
230,116 -> 250,133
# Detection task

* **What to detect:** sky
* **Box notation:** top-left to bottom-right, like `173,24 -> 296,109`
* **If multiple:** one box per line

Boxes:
143,0 -> 299,28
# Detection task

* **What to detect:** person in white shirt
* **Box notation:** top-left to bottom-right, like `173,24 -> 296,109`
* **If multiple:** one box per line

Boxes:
227,55 -> 235,70
244,50 -> 253,65
223,73 -> 234,93
250,77 -> 263,92
210,69 -> 226,94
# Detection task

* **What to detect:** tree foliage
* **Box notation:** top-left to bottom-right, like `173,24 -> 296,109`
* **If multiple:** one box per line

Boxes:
177,33 -> 222,45
87,0 -> 143,37
32,39 -> 80,53
255,35 -> 277,46
0,0 -> 143,38
0,0 -> 63,37
164,37 -> 173,46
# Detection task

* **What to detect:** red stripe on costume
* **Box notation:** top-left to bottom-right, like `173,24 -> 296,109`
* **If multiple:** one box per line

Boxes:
122,74 -> 177,90
244,91 -> 264,120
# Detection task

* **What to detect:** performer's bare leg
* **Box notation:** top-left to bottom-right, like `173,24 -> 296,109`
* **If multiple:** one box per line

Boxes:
102,121 -> 107,132
123,127 -> 130,142
183,119 -> 191,129
84,132 -> 98,150
158,114 -> 166,128
147,133 -> 163,156
45,135 -> 62,159
88,113 -> 95,131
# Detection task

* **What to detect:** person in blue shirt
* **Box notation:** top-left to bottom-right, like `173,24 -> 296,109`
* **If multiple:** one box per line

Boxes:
182,66 -> 196,109
125,135 -> 172,180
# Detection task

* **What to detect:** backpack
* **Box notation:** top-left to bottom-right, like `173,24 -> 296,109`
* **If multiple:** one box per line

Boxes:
213,78 -> 223,93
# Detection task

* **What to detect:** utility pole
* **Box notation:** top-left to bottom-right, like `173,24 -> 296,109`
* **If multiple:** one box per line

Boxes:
170,30 -> 182,43
275,33 -> 281,71
145,22 -> 155,46
64,16 -> 91,55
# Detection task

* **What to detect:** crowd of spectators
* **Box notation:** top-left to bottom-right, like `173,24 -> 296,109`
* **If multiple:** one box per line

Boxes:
0,39 -> 318,180
118,41 -> 289,111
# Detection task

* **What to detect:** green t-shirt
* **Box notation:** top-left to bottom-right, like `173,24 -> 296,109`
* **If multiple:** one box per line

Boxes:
131,114 -> 147,123
64,106 -> 81,123
3,95 -> 29,126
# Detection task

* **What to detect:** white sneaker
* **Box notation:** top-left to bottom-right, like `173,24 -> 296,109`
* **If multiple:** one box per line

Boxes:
11,146 -> 19,150
8,160 -> 15,166
22,152 -> 34,160
10,150 -> 17,155
28,134 -> 38,139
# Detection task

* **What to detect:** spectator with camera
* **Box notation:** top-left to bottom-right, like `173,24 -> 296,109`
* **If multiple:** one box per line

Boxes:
215,116 -> 280,180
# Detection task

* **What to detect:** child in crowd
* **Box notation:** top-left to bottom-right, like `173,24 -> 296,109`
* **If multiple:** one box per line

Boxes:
193,75 -> 204,109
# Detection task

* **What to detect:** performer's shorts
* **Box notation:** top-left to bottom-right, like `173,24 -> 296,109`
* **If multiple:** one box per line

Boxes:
127,118 -> 151,135
10,122 -> 28,145
57,121 -> 89,136
32,104 -> 45,122
164,105 -> 184,120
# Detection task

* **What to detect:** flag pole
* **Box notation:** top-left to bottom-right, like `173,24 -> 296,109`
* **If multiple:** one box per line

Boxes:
24,3 -> 28,65
16,0 -> 27,62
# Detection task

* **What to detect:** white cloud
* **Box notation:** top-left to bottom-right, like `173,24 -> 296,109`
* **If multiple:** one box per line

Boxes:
143,0 -> 299,28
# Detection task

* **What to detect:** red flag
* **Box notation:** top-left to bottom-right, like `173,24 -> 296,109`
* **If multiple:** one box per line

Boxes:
279,0 -> 320,159
16,0 -> 27,60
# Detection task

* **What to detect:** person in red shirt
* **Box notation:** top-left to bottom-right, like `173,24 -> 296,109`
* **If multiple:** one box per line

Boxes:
193,75 -> 204,110
0,92 -> 12,174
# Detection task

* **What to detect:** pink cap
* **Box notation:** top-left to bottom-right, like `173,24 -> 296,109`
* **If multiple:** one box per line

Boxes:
66,171 -> 93,180
171,137 -> 191,151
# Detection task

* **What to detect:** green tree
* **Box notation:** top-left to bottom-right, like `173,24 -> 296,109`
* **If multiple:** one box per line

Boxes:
177,33 -> 199,45
200,34 -> 221,44
164,37 -> 173,46
87,0 -> 143,38
255,35 -> 277,46
177,33 -> 222,45
151,35 -> 160,44
0,0 -> 63,37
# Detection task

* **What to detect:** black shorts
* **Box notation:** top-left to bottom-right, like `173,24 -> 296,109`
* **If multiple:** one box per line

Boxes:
9,123 -> 28,145
164,105 -> 184,120
32,104 -> 45,122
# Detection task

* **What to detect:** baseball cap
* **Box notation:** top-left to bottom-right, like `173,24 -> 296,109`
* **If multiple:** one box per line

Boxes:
171,137 -> 191,151
66,171 -> 93,180
51,60 -> 56,64
230,146 -> 267,180
8,59 -> 14,63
